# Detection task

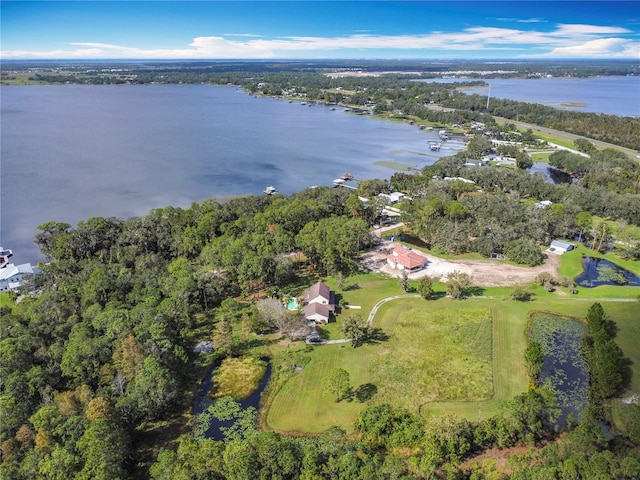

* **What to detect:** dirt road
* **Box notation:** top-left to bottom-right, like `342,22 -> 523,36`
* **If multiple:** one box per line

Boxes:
362,242 -> 560,287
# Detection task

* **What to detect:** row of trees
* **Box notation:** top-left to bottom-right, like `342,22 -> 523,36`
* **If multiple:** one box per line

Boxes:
147,390 -> 640,479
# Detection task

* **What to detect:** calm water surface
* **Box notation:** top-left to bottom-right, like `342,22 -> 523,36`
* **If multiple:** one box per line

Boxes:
421,76 -> 640,117
1,85 -> 458,263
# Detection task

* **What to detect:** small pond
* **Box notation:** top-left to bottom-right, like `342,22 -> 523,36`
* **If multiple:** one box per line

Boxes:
193,358 -> 272,441
529,313 -> 589,428
527,162 -> 572,185
574,256 -> 640,288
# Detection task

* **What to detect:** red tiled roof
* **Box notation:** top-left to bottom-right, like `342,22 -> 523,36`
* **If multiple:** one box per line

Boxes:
389,246 -> 427,270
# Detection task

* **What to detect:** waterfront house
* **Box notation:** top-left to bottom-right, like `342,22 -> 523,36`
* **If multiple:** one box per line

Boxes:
0,262 -> 40,292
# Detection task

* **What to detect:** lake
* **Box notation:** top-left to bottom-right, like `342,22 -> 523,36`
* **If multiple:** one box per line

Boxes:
419,76 -> 640,117
1,85 -> 459,264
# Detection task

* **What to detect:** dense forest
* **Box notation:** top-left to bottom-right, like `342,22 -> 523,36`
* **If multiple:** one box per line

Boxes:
2,151 -> 640,477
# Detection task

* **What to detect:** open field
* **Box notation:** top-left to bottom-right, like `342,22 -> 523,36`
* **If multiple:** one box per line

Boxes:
265,292 -> 639,433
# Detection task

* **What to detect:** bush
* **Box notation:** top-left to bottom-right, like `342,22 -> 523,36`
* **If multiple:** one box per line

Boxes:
511,285 -> 532,302
504,239 -> 544,267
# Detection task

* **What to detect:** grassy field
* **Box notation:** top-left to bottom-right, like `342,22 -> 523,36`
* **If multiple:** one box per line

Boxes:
532,132 -> 576,149
211,356 -> 267,400
528,152 -> 553,163
0,293 -> 15,312
371,300 -> 493,406
264,289 -> 639,434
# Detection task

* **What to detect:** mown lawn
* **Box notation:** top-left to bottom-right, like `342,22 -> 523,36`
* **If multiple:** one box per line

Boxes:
265,293 -> 639,434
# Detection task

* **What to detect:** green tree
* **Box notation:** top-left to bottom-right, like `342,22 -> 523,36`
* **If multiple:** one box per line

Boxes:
445,270 -> 471,299
574,138 -> 596,154
214,316 -> 234,357
341,314 -> 370,347
150,437 -> 225,480
418,276 -> 434,299
322,368 -> 351,402
524,341 -> 544,384
516,151 -> 533,170
76,418 -> 128,480
509,388 -> 559,443
398,269 -> 410,292
504,239 -> 544,266
125,355 -> 179,421
465,134 -> 492,159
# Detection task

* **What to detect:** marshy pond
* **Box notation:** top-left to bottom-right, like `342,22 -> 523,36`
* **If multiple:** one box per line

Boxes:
574,256 -> 640,288
528,313 -> 589,427
193,358 -> 272,441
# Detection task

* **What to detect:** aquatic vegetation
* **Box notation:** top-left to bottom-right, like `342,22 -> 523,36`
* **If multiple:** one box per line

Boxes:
528,313 -> 589,427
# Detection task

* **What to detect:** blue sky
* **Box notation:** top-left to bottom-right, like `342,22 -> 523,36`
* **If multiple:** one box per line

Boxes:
2,1 -> 639,60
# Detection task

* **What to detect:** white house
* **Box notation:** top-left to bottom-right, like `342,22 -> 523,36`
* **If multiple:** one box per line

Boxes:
535,200 -> 553,209
0,263 -> 40,292
548,240 -> 575,255
377,192 -> 405,205
302,280 -> 336,324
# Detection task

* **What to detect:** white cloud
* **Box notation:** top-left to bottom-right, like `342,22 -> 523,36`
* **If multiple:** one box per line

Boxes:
496,17 -> 547,24
222,33 -> 262,37
2,23 -> 638,59
541,38 -> 640,58
553,24 -> 631,35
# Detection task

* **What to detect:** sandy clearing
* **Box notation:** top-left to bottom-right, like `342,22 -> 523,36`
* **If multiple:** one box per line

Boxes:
362,241 -> 560,287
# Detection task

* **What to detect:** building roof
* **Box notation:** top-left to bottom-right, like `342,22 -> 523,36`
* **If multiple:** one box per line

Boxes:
303,302 -> 331,319
0,263 -> 36,281
305,280 -> 331,302
389,246 -> 427,270
550,239 -> 574,250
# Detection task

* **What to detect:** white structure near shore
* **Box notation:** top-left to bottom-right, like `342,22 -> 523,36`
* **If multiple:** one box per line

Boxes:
0,262 -> 40,292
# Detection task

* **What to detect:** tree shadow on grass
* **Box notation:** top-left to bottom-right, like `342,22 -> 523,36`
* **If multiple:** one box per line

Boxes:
362,327 -> 389,345
466,286 -> 486,297
353,383 -> 378,403
620,357 -> 634,394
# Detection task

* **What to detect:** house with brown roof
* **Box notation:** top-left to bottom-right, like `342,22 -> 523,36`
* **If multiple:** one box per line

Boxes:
387,245 -> 427,272
302,280 -> 336,324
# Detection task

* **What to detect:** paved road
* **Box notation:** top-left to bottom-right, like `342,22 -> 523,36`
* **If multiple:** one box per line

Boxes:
493,116 -> 640,161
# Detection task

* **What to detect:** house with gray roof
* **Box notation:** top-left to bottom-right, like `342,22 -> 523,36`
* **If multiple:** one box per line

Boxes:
0,262 -> 40,292
302,280 -> 336,324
